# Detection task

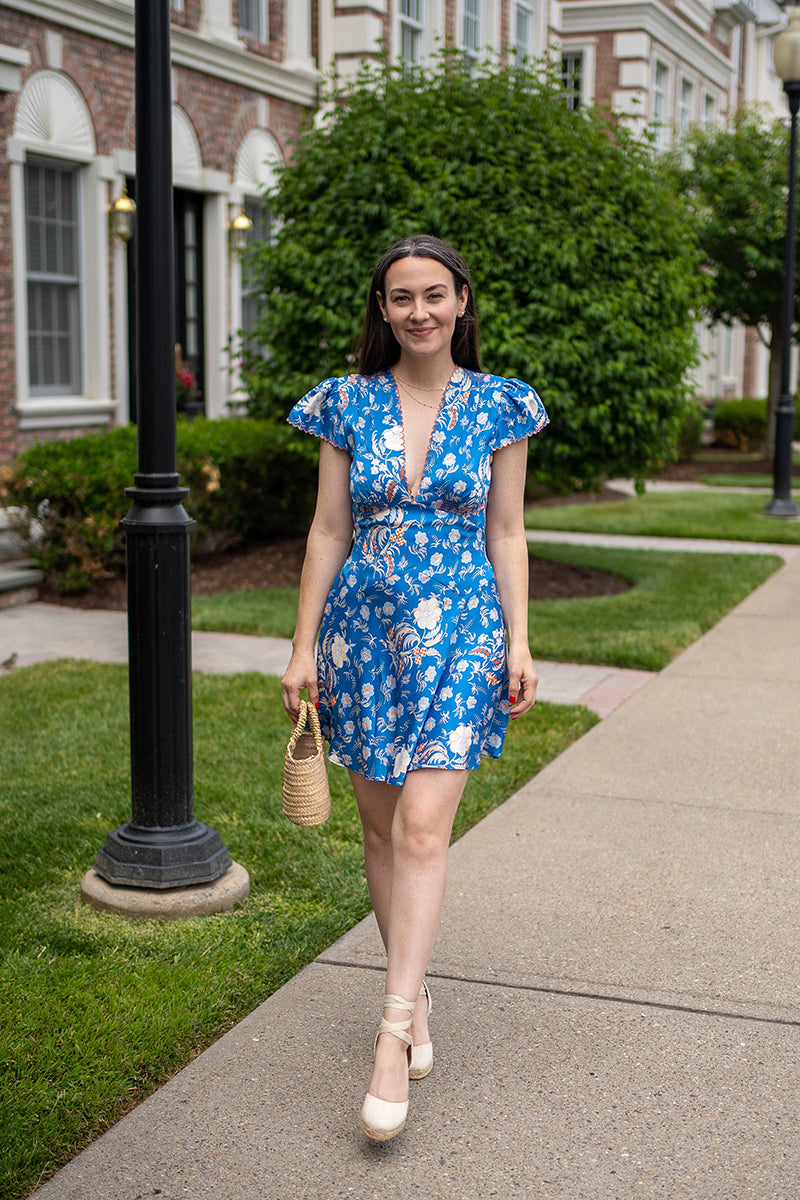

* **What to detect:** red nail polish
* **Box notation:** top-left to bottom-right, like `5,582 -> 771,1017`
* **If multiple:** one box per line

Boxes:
510,695 -> 517,704
314,701 -> 320,710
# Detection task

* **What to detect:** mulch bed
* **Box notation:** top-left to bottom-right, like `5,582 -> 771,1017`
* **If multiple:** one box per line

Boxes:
38,536 -> 630,611
31,450 -> 794,612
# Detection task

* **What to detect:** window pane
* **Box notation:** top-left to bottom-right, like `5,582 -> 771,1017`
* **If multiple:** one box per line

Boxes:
43,168 -> 58,220
464,0 -> 480,53
239,0 -> 265,39
25,161 -> 81,394
561,52 -> 582,111
241,196 -> 272,339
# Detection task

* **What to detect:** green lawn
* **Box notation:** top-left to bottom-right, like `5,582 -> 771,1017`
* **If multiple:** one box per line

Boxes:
697,473 -> 796,490
525,490 -> 800,543
0,661 -> 595,1199
193,584 -> 299,638
526,544 -> 781,670
191,545 -> 783,674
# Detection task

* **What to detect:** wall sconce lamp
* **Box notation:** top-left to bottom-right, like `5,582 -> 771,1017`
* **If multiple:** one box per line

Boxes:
229,206 -> 253,255
111,184 -> 136,245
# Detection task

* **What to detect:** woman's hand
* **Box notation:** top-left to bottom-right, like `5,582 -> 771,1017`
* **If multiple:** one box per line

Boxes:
507,648 -> 539,719
281,650 -> 319,722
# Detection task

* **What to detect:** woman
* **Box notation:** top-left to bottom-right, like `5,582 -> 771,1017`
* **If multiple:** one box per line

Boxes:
281,234 -> 548,1141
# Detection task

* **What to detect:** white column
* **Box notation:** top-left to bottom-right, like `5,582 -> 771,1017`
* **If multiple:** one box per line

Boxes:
201,0 -> 244,46
203,191 -> 230,419
286,0 -> 315,71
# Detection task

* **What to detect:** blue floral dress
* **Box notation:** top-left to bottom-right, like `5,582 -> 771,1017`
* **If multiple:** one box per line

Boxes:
287,367 -> 548,783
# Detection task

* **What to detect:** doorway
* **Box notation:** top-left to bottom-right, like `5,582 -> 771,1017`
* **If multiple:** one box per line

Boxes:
126,185 -> 206,421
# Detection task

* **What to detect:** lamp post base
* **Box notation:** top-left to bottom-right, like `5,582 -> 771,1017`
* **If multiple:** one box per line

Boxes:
94,820 -> 232,888
762,495 -> 800,518
81,861 -> 249,920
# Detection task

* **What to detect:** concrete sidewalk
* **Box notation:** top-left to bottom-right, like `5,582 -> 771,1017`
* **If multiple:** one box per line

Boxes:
0,602 -> 652,718
16,549 -> 800,1198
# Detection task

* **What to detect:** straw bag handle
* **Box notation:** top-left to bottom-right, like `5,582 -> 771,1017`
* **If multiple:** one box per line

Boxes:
287,699 -> 324,759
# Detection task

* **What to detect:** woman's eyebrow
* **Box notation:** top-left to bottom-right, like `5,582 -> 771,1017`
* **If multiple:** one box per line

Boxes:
388,283 -> 449,296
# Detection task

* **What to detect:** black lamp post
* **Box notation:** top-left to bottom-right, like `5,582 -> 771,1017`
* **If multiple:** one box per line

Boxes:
766,6 -> 800,518
93,0 -> 231,887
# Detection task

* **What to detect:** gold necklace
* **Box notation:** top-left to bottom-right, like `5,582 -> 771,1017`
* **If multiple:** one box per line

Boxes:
393,372 -> 452,392
392,371 -> 453,411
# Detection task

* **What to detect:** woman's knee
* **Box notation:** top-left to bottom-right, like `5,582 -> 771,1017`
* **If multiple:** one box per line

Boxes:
391,808 -> 450,863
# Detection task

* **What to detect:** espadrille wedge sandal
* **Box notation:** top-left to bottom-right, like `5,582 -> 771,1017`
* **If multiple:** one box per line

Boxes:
358,994 -> 416,1142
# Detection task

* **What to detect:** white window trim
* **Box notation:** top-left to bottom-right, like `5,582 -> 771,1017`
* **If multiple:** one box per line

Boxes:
397,0 -> 426,67
459,0 -> 500,67
702,87 -> 720,128
676,72 -> 698,136
238,0 -> 269,43
512,0 -> 535,64
9,135 -> 114,431
229,127 -> 283,409
651,54 -> 674,149
556,39 -> 597,107
25,158 -> 83,398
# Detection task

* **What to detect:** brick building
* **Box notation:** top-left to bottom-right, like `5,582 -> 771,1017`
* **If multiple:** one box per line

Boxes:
0,1 -> 315,463
0,1 -> 791,466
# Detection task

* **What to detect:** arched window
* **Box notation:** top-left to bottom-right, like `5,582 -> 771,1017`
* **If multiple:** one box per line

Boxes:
12,71 -> 98,405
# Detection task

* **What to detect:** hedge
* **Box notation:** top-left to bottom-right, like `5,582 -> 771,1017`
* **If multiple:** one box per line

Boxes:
0,418 -> 318,592
712,397 -> 768,453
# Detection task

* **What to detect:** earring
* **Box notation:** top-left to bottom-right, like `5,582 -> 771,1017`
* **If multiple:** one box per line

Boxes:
383,317 -> 389,323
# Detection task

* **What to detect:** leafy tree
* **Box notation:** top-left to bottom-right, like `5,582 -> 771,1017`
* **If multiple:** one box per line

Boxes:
241,56 -> 705,490
667,108 -> 791,449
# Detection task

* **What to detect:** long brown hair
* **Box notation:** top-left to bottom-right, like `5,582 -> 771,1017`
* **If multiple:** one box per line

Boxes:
357,235 -> 482,375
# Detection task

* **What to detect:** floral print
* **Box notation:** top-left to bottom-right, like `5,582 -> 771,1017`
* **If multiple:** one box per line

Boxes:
287,367 -> 548,783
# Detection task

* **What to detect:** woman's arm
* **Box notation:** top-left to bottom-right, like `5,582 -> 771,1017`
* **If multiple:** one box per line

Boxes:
485,437 -> 538,719
281,441 -> 354,720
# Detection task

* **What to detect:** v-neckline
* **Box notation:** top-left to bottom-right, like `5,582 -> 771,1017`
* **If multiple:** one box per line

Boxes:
389,370 -> 455,501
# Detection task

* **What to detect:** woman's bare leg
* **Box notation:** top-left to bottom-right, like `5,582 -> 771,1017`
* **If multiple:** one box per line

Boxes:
351,771 -> 398,951
351,767 -> 469,1104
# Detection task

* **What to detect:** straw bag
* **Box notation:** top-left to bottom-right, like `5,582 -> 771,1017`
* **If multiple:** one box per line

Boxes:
283,700 -> 331,826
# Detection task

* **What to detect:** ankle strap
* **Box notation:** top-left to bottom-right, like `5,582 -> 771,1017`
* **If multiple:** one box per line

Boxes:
374,994 -> 416,1052
383,994 -> 417,1015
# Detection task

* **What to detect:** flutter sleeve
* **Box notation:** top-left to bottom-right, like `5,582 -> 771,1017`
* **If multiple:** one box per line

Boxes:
287,377 -> 350,450
492,378 -> 549,451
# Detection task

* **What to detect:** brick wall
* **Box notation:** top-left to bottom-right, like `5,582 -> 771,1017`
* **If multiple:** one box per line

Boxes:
0,8 -> 310,464
594,31 -> 618,109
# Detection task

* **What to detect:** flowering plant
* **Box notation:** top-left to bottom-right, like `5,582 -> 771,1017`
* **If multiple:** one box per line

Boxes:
175,345 -> 200,411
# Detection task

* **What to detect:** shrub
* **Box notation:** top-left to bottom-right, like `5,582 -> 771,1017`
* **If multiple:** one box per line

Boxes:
240,54 -> 706,492
0,419 -> 318,592
712,397 -> 768,452
676,401 -> 707,462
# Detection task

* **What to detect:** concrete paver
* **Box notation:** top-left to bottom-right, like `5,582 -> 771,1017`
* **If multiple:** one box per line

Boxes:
0,603 -> 654,718
10,536 -> 800,1199
527,527 -> 800,560
28,963 -> 800,1200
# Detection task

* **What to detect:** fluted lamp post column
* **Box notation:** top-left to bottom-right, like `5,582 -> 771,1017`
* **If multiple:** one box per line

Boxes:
766,6 -> 800,517
82,0 -> 248,918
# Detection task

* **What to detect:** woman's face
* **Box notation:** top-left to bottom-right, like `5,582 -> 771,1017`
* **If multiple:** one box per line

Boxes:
378,256 -> 467,365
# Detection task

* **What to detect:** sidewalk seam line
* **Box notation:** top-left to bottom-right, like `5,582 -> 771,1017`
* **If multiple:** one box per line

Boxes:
315,957 -> 800,1029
